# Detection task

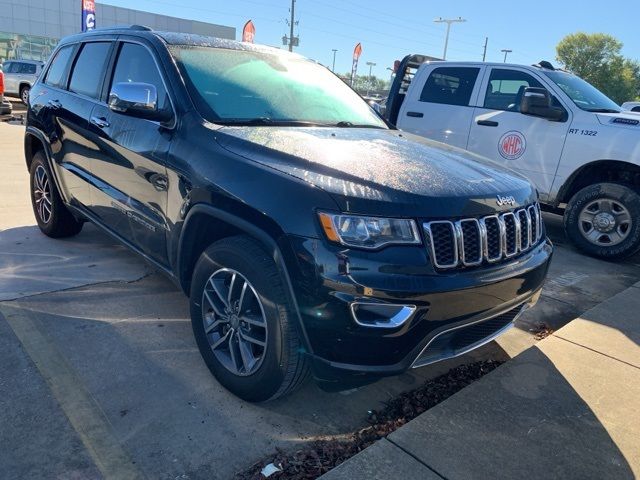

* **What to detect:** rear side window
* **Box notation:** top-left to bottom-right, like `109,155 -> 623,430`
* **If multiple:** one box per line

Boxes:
44,45 -> 75,88
69,42 -> 112,99
18,63 -> 37,74
420,67 -> 480,106
110,43 -> 169,111
632,106 -> 640,113
484,69 -> 543,111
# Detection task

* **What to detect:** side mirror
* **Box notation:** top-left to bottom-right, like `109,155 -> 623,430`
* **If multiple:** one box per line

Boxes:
108,82 -> 169,121
520,87 -> 564,121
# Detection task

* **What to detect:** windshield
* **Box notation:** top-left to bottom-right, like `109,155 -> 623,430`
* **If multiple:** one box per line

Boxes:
543,70 -> 620,113
170,46 -> 387,128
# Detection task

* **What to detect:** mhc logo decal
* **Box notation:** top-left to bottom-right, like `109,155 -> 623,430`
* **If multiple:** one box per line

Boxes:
498,131 -> 526,160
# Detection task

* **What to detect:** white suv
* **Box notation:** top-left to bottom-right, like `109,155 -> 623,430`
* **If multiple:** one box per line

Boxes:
1,60 -> 44,104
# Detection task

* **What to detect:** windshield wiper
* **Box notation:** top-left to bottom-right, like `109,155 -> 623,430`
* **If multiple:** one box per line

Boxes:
584,108 -> 621,113
334,121 -> 385,128
221,118 -> 330,127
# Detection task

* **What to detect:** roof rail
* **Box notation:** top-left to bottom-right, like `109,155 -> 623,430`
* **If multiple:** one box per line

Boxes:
85,24 -> 153,32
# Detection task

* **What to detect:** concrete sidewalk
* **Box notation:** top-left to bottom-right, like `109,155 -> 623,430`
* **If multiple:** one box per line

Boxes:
322,283 -> 640,480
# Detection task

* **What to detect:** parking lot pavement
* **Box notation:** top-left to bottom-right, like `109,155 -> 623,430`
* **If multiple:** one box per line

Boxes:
1,120 -> 639,478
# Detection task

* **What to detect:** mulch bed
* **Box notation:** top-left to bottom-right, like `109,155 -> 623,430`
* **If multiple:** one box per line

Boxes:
235,360 -> 503,480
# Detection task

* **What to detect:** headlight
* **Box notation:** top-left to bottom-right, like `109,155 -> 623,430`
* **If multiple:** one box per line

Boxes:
318,212 -> 421,249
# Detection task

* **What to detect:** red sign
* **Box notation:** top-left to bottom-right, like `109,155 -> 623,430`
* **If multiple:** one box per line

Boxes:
242,20 -> 255,43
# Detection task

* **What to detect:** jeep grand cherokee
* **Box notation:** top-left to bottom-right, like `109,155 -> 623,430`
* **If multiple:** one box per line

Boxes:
25,26 -> 552,401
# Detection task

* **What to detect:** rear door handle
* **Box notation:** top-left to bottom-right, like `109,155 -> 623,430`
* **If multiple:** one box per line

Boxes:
47,99 -> 62,110
477,119 -> 499,127
90,116 -> 110,129
407,111 -> 424,118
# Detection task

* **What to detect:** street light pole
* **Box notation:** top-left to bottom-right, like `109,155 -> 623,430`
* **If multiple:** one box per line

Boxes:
366,61 -> 376,96
331,49 -> 337,72
434,17 -> 466,60
501,49 -> 512,63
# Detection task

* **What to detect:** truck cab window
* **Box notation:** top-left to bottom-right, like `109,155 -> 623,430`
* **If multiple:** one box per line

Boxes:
484,69 -> 543,111
420,67 -> 480,106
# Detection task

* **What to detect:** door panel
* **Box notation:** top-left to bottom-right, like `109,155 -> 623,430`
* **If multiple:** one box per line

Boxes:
399,66 -> 483,148
88,104 -> 170,263
86,41 -> 173,264
467,67 -> 570,196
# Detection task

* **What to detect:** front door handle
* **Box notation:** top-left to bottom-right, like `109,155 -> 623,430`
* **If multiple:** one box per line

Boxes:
47,99 -> 62,110
407,111 -> 424,118
90,116 -> 110,129
477,119 -> 499,127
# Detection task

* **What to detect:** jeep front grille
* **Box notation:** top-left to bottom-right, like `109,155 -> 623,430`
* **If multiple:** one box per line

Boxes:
423,204 -> 542,270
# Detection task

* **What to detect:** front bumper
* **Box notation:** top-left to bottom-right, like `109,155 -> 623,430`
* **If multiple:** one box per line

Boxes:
283,234 -> 553,384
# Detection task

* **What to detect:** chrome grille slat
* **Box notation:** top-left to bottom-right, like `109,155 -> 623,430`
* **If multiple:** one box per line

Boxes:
424,203 -> 543,270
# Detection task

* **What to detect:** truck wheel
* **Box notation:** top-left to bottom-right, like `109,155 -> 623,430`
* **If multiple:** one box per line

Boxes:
189,235 -> 309,402
29,151 -> 83,238
20,85 -> 30,105
564,183 -> 640,260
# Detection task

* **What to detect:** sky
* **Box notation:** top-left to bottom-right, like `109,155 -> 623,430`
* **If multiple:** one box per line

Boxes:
101,0 -> 640,77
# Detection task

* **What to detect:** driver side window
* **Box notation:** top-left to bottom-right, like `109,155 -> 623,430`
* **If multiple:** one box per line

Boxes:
484,69 -> 543,112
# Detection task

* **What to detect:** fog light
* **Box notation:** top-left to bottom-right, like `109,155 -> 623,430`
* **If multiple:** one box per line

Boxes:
350,302 -> 416,328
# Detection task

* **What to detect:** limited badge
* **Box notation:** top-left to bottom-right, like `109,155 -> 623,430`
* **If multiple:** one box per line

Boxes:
498,131 -> 526,160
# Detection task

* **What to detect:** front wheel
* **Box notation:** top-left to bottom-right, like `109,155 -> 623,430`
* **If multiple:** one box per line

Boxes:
189,236 -> 309,402
564,182 -> 640,260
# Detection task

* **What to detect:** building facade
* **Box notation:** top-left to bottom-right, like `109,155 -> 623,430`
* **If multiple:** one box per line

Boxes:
0,0 -> 235,62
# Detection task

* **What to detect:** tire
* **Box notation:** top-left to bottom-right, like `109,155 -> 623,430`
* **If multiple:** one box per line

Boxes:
189,235 -> 309,402
563,182 -> 640,260
20,85 -> 30,105
29,151 -> 84,238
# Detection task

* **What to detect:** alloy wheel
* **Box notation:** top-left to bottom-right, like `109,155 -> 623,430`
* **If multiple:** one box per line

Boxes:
21,87 -> 30,104
578,198 -> 632,246
33,165 -> 52,224
201,268 -> 268,376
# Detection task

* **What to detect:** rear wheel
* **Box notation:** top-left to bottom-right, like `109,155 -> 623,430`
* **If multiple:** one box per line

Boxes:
20,85 -> 30,105
564,182 -> 640,259
189,235 -> 309,402
29,151 -> 83,238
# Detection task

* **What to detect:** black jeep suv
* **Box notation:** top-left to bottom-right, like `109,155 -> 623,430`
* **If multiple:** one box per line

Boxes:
25,26 -> 552,401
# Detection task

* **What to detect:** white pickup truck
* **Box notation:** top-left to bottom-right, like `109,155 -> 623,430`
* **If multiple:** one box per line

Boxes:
385,56 -> 640,259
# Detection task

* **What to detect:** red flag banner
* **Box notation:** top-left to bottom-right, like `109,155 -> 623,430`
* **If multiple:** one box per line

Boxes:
350,43 -> 362,86
353,43 -> 362,60
242,20 -> 255,43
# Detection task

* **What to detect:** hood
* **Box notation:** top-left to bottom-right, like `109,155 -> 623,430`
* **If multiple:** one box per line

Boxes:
215,126 -> 536,217
596,112 -> 640,129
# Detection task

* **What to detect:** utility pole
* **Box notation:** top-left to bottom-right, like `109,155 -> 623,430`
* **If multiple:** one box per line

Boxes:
288,0 -> 295,52
366,61 -> 376,96
482,37 -> 488,62
282,0 -> 299,51
501,49 -> 512,63
434,17 -> 466,60
331,49 -> 337,72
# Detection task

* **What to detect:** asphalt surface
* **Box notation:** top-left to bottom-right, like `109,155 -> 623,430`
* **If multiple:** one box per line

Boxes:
1,118 -> 639,479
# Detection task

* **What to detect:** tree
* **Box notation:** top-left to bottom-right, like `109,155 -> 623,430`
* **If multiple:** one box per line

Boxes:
337,73 -> 390,95
556,32 -> 640,104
